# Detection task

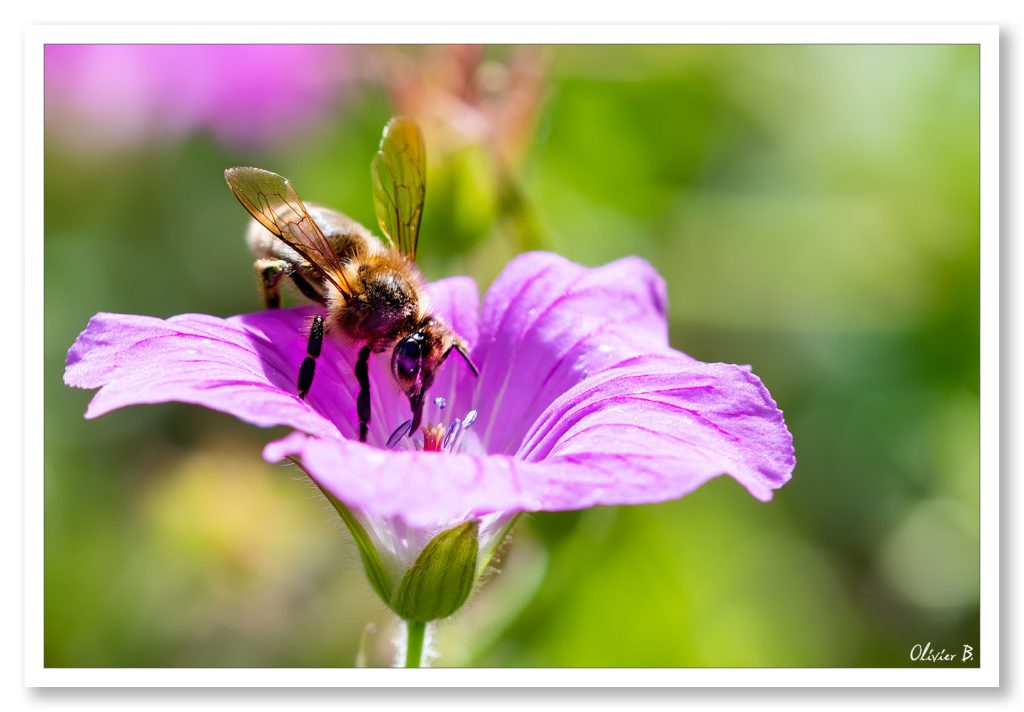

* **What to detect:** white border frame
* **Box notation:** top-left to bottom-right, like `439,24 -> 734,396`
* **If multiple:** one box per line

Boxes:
24,24 -> 999,688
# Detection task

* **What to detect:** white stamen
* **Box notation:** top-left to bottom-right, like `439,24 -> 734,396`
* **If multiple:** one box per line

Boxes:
441,418 -> 462,452
386,419 -> 413,449
384,407 -> 478,454
434,396 -> 447,410
449,410 -> 478,453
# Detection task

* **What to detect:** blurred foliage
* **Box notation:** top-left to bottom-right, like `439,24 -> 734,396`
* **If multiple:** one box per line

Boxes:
44,44 -> 980,667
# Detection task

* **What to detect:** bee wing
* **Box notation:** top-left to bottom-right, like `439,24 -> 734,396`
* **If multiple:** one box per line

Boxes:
371,116 -> 426,262
225,167 -> 353,297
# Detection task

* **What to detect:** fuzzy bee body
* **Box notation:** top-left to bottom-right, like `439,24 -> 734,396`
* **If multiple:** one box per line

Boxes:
245,205 -> 427,352
245,203 -> 378,276
227,117 -> 478,444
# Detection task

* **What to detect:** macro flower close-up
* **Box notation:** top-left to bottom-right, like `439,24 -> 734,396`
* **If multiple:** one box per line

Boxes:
64,251 -> 794,663
43,41 -> 984,675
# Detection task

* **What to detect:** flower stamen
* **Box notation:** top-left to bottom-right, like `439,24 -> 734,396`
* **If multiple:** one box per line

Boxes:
441,418 -> 462,452
447,409 -> 478,453
387,419 -> 413,449
386,407 -> 479,454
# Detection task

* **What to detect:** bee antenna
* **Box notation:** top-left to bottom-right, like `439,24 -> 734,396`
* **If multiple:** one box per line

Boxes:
451,343 -> 480,377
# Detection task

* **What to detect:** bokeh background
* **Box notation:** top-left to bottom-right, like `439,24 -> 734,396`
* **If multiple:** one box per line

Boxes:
44,44 -> 980,667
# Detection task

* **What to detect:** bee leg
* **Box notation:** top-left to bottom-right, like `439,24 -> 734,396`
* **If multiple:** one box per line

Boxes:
354,346 -> 372,443
254,259 -> 289,309
298,315 -> 324,400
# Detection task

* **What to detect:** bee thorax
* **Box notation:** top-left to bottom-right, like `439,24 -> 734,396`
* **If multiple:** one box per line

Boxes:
331,264 -> 422,347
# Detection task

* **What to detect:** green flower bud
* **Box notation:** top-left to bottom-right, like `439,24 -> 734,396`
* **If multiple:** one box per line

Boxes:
391,520 -> 479,623
315,477 -> 483,623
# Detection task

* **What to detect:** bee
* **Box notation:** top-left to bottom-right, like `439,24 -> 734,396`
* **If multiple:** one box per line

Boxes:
224,116 -> 478,444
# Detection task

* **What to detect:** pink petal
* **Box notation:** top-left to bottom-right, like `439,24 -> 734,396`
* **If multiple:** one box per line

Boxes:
264,433 -> 530,530
517,359 -> 796,505
64,278 -> 479,445
265,356 -> 794,528
466,252 -> 683,455
420,276 -> 481,420
64,310 -> 341,438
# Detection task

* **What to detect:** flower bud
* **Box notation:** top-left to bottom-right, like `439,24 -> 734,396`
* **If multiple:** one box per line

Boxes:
391,520 -> 479,623
316,478 -> 484,623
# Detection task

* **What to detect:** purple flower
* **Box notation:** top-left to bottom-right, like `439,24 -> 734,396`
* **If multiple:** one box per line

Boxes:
65,251 -> 794,628
45,45 -> 351,150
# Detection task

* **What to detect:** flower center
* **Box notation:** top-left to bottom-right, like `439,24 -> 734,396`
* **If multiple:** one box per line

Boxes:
386,396 -> 479,454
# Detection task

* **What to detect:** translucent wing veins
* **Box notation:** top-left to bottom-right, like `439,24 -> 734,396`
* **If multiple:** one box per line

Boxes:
225,167 -> 352,297
371,116 -> 426,262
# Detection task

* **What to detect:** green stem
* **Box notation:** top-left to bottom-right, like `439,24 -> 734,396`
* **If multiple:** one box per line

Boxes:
405,620 -> 426,668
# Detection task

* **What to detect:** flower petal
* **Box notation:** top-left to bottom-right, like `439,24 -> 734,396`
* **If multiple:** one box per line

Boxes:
518,358 -> 795,503
63,277 -> 481,444
264,431 -> 530,530
426,275 -> 480,350
64,310 -> 341,437
467,251 -> 683,455
265,357 -> 794,528
421,276 -> 481,420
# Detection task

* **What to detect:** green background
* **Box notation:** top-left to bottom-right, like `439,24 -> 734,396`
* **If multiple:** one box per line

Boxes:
45,45 -> 980,667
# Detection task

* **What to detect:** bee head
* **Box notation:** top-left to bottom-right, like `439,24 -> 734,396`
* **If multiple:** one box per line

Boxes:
392,319 -> 479,435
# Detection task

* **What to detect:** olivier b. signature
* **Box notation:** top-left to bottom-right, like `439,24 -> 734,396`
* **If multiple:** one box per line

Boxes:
909,642 -> 974,663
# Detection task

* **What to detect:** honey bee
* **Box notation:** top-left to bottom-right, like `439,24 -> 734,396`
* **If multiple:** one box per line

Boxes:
224,116 -> 478,444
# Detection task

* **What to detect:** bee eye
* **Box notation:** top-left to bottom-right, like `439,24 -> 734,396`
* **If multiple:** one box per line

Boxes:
394,337 -> 422,380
